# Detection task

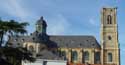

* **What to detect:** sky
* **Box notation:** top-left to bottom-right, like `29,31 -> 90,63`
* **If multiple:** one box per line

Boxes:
0,0 -> 125,65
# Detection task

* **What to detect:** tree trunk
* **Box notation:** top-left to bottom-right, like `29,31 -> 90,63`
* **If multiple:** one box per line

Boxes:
0,33 -> 4,47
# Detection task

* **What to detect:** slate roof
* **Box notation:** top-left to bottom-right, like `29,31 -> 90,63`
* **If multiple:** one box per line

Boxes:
8,34 -> 100,49
36,49 -> 61,60
48,35 -> 100,48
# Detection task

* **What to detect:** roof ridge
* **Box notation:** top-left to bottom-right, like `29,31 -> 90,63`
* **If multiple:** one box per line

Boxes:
49,35 -> 95,37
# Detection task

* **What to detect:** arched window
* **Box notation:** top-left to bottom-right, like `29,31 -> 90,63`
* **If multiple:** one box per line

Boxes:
94,52 -> 100,64
29,45 -> 34,52
84,51 -> 89,61
107,15 -> 112,24
71,51 -> 78,62
61,51 -> 66,60
108,53 -> 113,62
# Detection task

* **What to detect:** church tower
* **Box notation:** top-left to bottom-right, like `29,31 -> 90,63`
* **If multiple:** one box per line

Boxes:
36,16 -> 47,34
101,7 -> 120,65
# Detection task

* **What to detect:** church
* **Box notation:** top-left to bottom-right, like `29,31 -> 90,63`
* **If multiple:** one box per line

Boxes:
8,7 -> 120,65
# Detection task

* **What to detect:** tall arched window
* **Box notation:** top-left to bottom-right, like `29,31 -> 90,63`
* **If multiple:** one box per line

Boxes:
71,51 -> 78,62
108,53 -> 113,62
107,15 -> 112,24
94,52 -> 100,64
84,51 -> 89,61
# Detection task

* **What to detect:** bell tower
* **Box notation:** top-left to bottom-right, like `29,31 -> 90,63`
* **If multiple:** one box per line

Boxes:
36,16 -> 47,34
101,7 -> 120,65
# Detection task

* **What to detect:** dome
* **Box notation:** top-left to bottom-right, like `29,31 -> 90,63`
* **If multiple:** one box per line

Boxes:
36,16 -> 47,27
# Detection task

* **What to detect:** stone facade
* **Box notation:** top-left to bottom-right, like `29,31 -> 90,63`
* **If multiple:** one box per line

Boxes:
7,7 -> 120,65
101,7 -> 120,65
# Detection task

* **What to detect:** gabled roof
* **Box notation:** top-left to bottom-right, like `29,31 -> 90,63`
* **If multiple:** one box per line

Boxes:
8,34 -> 100,49
48,35 -> 100,48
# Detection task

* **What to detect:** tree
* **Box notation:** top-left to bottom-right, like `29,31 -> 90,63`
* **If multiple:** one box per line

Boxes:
0,19 -> 29,47
0,20 -> 8,47
0,47 -> 35,65
0,18 -> 32,65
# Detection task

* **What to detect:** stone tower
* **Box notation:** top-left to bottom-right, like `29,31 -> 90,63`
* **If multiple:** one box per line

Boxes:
36,16 -> 47,34
101,7 -> 120,65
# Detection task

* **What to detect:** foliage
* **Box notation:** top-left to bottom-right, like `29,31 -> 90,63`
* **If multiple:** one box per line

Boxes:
0,19 -> 29,46
0,18 -> 33,65
0,47 -> 35,65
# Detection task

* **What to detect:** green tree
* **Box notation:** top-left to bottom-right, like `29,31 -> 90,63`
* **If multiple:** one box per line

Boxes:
0,47 -> 35,65
0,19 -> 29,47
0,18 -> 34,65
